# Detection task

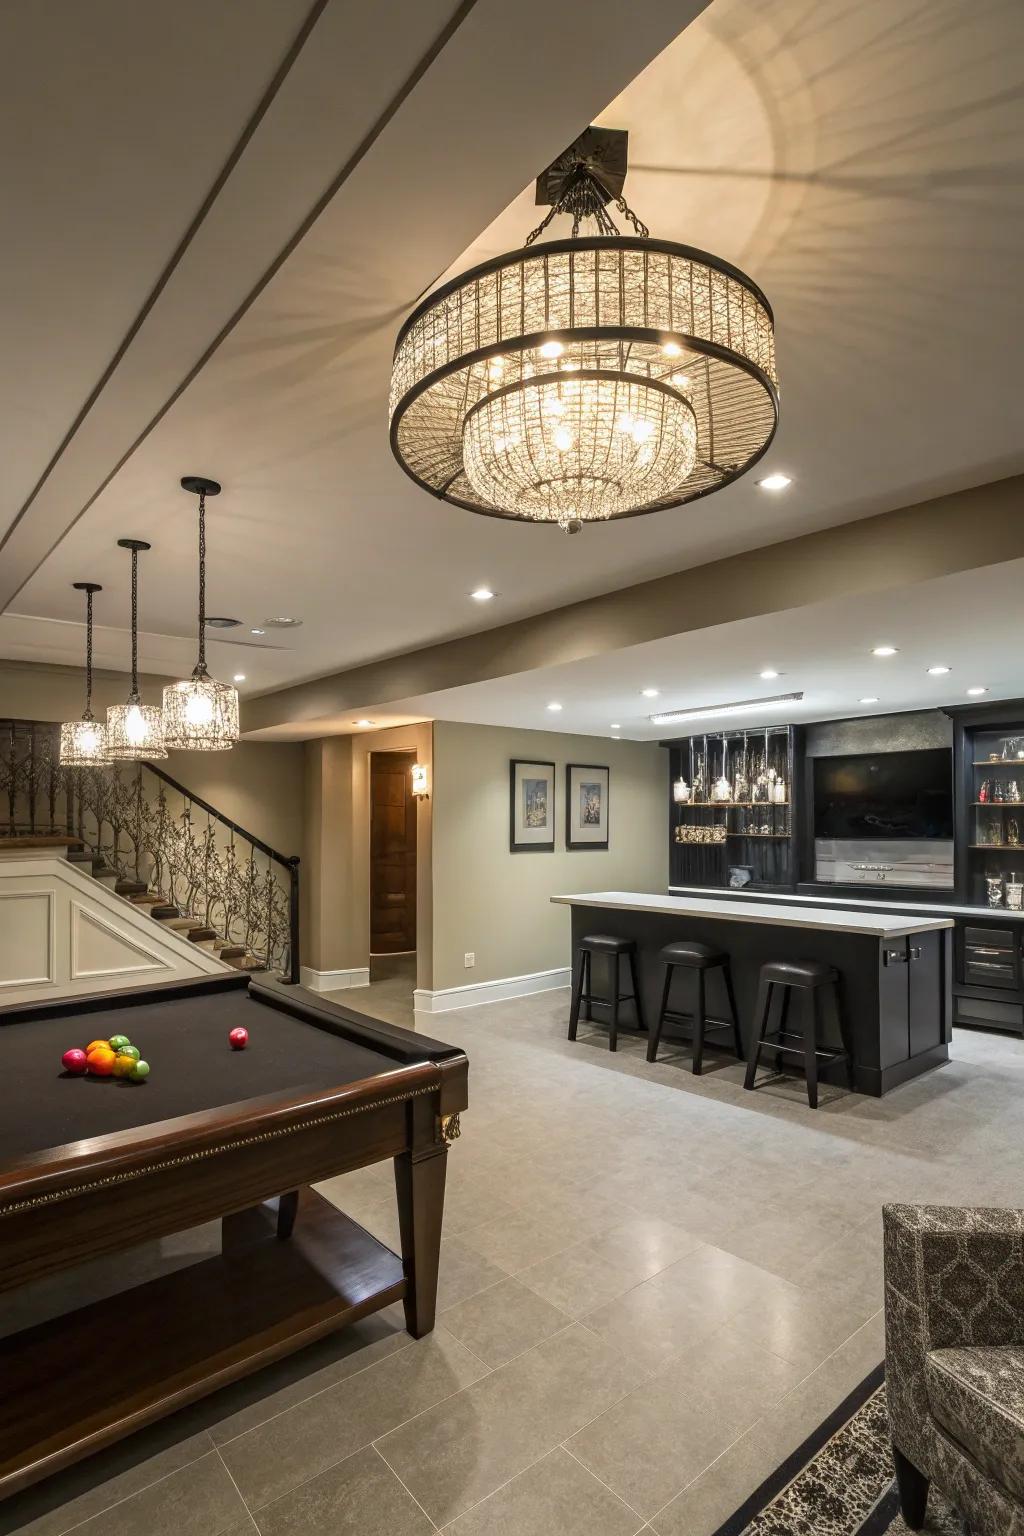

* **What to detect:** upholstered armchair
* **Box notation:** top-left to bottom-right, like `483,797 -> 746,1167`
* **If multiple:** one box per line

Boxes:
884,1204 -> 1024,1535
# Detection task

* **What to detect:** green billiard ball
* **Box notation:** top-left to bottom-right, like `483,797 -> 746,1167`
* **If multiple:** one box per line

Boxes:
129,1059 -> 150,1082
116,1044 -> 140,1062
109,1034 -> 132,1053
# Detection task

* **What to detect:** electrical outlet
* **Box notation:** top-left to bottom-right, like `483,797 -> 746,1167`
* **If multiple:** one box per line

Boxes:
464,952 -> 475,969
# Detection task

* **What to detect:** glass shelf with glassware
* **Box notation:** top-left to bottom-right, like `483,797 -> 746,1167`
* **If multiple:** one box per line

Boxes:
965,724 -> 1024,910
667,725 -> 797,891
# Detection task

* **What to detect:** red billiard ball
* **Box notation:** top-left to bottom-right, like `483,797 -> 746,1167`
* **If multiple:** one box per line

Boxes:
62,1048 -> 88,1075
228,1027 -> 249,1050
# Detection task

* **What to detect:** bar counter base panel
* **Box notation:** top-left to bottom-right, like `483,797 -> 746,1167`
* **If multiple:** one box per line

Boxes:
0,1190 -> 405,1501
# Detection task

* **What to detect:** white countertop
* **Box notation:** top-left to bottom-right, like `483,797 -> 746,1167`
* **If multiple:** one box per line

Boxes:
668,884 -> 1024,922
551,890 -> 955,938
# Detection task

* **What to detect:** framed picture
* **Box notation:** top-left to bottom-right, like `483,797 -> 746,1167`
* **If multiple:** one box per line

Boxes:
510,759 -> 556,852
566,763 -> 610,850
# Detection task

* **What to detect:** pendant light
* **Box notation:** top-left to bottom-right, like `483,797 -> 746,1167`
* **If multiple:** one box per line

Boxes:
162,476 -> 239,751
59,582 -> 111,767
105,539 -> 167,760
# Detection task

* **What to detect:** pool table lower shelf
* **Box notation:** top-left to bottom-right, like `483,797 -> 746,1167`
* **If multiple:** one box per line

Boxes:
0,1190 -> 400,1499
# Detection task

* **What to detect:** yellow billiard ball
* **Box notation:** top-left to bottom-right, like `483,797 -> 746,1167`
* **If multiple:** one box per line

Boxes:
112,1054 -> 136,1078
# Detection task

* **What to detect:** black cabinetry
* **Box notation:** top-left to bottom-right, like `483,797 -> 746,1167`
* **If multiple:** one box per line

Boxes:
664,726 -> 800,893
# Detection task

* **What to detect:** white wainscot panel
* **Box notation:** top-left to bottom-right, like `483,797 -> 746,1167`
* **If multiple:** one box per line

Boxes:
0,890 -> 55,989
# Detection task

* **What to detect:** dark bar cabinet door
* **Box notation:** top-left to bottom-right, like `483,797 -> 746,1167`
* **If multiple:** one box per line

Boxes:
908,929 -> 949,1053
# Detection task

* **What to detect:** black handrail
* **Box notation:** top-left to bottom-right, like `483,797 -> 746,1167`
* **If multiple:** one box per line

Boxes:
141,759 -> 301,984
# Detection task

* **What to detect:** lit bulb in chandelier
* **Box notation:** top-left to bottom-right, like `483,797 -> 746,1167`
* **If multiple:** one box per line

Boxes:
184,691 -> 215,726
125,705 -> 147,746
553,427 -> 573,452
539,340 -> 563,359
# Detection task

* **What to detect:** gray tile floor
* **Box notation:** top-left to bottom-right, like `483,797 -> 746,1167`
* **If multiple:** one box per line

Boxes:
6,992 -> 1024,1536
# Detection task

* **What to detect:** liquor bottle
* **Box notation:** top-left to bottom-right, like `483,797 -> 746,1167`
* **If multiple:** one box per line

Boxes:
979,780 -> 991,803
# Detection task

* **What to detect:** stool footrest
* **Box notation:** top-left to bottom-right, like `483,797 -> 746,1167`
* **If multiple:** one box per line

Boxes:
660,1009 -> 735,1033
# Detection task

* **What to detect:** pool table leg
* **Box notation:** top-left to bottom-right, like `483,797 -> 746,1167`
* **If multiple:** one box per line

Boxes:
277,1189 -> 300,1239
394,1144 -> 448,1338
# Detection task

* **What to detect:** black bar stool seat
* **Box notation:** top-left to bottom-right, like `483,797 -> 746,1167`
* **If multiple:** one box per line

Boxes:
568,934 -> 645,1052
743,958 -> 853,1109
646,940 -> 743,1074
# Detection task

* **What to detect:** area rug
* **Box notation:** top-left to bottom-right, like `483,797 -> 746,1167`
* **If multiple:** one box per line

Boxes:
711,1364 -> 961,1535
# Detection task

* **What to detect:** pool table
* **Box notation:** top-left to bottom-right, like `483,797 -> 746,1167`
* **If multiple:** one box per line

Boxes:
0,972 -> 468,1499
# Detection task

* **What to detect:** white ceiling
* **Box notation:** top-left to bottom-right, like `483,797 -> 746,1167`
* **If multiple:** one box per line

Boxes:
383,560 -> 1024,741
2,0 -> 1023,732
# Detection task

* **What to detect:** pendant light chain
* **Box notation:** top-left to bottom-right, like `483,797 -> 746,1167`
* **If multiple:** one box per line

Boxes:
84,588 -> 95,720
129,544 -> 140,703
196,488 -> 207,676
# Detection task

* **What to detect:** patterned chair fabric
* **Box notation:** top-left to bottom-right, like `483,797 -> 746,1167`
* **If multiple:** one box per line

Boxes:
884,1204 -> 1024,1536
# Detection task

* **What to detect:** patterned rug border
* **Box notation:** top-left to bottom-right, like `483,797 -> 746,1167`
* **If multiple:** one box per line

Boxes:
710,1362 -> 888,1536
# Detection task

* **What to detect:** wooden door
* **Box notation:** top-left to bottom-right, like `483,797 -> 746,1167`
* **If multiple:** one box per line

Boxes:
370,752 -> 417,953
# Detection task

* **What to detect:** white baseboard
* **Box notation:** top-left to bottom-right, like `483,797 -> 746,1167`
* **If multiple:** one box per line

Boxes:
413,967 -> 570,1013
300,965 -> 370,992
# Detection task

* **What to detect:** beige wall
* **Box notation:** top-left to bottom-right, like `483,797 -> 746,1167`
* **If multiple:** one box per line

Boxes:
430,720 -> 667,992
302,722 -> 433,987
0,660 -> 304,857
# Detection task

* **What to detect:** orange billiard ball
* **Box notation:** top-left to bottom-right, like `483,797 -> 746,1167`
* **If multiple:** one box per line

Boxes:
85,1039 -> 110,1056
87,1047 -> 117,1076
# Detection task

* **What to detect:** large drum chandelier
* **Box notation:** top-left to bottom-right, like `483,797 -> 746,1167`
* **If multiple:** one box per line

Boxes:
390,128 -> 778,532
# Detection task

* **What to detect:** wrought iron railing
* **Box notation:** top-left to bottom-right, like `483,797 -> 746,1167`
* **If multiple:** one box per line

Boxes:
0,719 -> 300,982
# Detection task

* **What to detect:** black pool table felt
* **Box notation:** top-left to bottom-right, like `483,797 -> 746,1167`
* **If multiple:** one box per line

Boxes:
0,990 -> 406,1162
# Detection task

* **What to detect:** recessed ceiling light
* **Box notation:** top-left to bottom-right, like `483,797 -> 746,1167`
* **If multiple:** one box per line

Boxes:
610,722 -> 621,729
757,473 -> 792,492
966,686 -> 989,696
233,674 -> 246,683
205,616 -> 242,629
759,669 -> 780,680
250,628 -> 265,636
539,340 -> 563,359
353,719 -> 374,727
871,646 -> 898,657
927,665 -> 951,675
859,696 -> 879,704
470,587 -> 495,601
263,616 -> 302,628
640,688 -> 660,698
547,702 -> 563,712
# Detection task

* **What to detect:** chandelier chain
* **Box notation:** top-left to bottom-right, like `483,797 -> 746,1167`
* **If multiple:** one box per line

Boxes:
196,488 -> 207,676
524,166 -> 645,246
129,545 -> 140,703
84,588 -> 95,721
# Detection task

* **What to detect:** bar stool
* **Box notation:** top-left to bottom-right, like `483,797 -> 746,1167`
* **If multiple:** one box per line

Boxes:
743,959 -> 853,1109
646,941 -> 743,1073
568,934 -> 645,1052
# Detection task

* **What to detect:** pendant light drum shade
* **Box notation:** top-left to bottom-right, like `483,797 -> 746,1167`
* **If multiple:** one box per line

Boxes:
162,476 -> 239,751
59,582 -> 111,767
106,539 -> 167,761
390,234 -> 777,529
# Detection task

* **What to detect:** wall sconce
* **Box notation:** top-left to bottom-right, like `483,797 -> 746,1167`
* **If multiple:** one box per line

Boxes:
411,762 -> 429,799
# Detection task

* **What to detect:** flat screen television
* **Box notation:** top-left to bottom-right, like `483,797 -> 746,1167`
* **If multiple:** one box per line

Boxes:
813,748 -> 953,841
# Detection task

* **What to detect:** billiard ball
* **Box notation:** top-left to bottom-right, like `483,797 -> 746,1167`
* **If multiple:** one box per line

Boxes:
116,1044 -> 141,1063
87,1047 -> 116,1076
129,1059 -> 150,1082
112,1053 -> 136,1078
108,1034 -> 132,1053
228,1027 -> 248,1050
85,1039 -> 110,1055
62,1048 -> 88,1075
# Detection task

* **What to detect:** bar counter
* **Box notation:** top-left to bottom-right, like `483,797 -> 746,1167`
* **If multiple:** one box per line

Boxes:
552,891 -> 954,1096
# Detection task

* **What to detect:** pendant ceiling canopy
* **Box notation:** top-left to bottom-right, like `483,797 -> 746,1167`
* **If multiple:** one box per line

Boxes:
59,582 -> 111,768
162,476 -> 239,752
389,127 -> 778,533
106,539 -> 167,761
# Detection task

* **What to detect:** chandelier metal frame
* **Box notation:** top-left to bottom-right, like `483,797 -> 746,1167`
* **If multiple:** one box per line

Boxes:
162,475 -> 239,753
389,127 -> 778,531
59,582 -> 111,768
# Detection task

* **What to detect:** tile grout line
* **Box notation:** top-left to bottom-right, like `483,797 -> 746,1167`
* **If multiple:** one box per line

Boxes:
40,1438 -> 221,1536
371,1442 -> 440,1532
213,1445 -> 261,1532
560,1443 -> 649,1524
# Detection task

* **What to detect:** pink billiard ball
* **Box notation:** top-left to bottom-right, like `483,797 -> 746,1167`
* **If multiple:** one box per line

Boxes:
228,1027 -> 249,1051
62,1048 -> 88,1075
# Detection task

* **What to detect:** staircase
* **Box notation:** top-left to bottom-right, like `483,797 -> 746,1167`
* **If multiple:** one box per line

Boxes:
1,719 -> 300,982
63,848 -> 263,971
